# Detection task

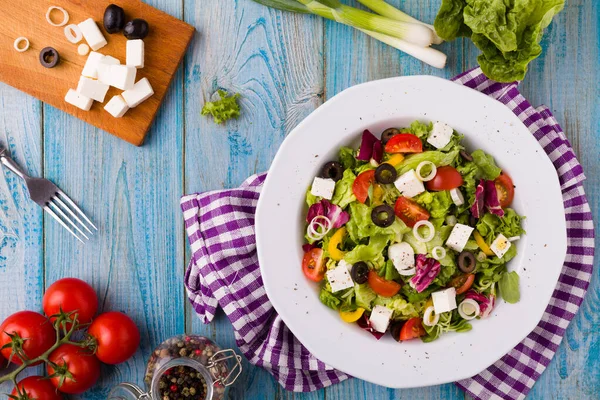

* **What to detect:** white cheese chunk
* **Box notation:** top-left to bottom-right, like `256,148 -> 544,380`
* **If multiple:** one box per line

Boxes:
432,287 -> 457,314
106,65 -> 137,90
427,122 -> 454,149
310,177 -> 336,200
78,18 -> 107,51
65,89 -> 93,111
97,56 -> 121,86
122,78 -> 154,108
445,223 -> 474,252
81,51 -> 105,79
490,234 -> 512,259
450,188 -> 465,206
126,39 -> 145,68
394,169 -> 425,198
369,305 -> 393,333
388,242 -> 415,273
104,95 -> 129,118
326,263 -> 354,293
76,76 -> 109,103
338,259 -> 353,273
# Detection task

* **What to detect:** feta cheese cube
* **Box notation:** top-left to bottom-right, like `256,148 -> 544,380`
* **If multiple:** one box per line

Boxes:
104,95 -> 129,118
126,39 -> 145,68
432,287 -> 457,314
326,263 -> 354,293
338,259 -> 353,273
122,78 -> 154,108
76,76 -> 109,103
78,18 -> 107,51
65,89 -> 93,111
81,51 -> 105,79
388,242 -> 415,273
369,305 -> 393,333
97,56 -> 121,86
445,223 -> 474,252
106,65 -> 137,90
450,188 -> 465,206
490,234 -> 512,259
427,122 -> 454,149
394,169 -> 425,198
310,177 -> 336,200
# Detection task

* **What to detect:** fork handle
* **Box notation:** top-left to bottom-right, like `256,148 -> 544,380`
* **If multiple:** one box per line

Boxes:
0,146 -> 28,180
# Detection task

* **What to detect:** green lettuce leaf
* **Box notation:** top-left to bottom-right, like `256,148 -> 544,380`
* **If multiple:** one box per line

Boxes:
344,234 -> 392,266
397,148 -> 460,176
355,283 -> 377,311
471,149 -> 502,180
414,191 -> 453,219
373,295 -> 420,319
305,188 -> 319,208
338,147 -> 357,170
407,121 -> 432,139
201,90 -> 241,124
331,169 -> 357,208
319,287 -> 341,310
476,209 -> 525,244
345,202 -> 410,243
498,271 -> 520,303
434,0 -> 470,41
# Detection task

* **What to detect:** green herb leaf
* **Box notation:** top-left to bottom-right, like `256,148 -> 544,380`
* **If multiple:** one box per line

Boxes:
498,271 -> 520,303
201,90 -> 241,124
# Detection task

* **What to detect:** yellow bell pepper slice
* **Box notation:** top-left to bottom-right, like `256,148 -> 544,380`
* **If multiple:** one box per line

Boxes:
474,231 -> 494,256
328,227 -> 347,261
340,308 -> 365,323
372,184 -> 384,205
385,154 -> 405,167
425,298 -> 434,309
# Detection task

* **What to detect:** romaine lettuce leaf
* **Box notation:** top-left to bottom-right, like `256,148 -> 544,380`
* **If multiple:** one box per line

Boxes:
373,295 -> 419,319
331,169 -> 356,209
344,234 -> 391,266
471,150 -> 502,180
476,209 -> 525,243
345,202 -> 410,243
319,287 -> 341,310
355,283 -> 377,311
415,191 -> 453,219
339,147 -> 356,170
397,148 -> 460,176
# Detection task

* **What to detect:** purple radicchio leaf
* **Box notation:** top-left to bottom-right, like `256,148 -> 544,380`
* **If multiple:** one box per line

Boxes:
465,290 -> 495,318
470,179 -> 486,219
357,314 -> 385,340
484,180 -> 505,217
409,254 -> 441,293
357,130 -> 378,161
306,199 -> 349,229
302,243 -> 318,253
371,140 -> 383,164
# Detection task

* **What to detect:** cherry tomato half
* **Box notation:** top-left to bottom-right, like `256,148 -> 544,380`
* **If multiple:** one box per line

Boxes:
47,344 -> 100,394
494,173 -> 515,208
302,248 -> 326,282
12,376 -> 63,400
399,317 -> 427,341
88,312 -> 141,365
394,197 -> 430,228
43,278 -> 98,327
367,270 -> 402,297
449,273 -> 475,295
0,311 -> 55,365
384,134 -> 423,154
425,166 -> 463,191
352,170 -> 375,204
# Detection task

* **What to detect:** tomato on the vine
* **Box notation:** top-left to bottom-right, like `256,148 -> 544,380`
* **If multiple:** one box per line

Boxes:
0,311 -> 55,365
88,312 -> 140,365
11,376 -> 63,400
43,278 -> 98,327
47,344 -> 100,394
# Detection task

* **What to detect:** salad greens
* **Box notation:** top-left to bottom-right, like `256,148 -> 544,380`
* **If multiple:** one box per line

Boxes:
303,120 -> 525,343
201,90 -> 241,124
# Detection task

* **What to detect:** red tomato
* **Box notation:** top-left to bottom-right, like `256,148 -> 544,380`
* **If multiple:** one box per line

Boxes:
449,274 -> 475,295
352,170 -> 375,204
0,311 -> 55,365
425,166 -> 464,191
12,376 -> 63,400
367,271 -> 402,297
43,278 -> 98,327
302,248 -> 326,282
394,197 -> 430,228
384,134 -> 423,154
47,344 -> 100,394
88,312 -> 140,365
495,173 -> 515,208
399,317 -> 427,341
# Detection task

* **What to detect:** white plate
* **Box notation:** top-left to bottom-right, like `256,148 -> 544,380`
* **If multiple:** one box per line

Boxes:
255,76 -> 566,388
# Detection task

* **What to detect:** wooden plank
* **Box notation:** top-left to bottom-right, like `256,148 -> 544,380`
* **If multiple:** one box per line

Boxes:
182,1 -> 323,398
0,0 -> 193,146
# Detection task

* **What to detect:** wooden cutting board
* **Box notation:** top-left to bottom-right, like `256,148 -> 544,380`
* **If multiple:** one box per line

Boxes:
0,0 -> 194,146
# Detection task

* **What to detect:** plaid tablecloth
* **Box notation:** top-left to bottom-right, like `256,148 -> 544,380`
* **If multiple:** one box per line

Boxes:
181,68 -> 595,399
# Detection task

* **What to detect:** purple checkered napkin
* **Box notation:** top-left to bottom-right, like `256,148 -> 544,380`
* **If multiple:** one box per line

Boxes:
181,68 -> 595,398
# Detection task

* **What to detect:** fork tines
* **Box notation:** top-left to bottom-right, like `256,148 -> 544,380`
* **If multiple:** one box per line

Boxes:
43,190 -> 98,243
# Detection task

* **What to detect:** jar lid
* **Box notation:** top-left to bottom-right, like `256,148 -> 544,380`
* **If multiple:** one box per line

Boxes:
108,383 -> 149,400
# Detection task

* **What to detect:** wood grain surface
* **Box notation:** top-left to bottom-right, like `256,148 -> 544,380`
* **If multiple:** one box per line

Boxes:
0,0 -> 193,146
0,0 -> 598,399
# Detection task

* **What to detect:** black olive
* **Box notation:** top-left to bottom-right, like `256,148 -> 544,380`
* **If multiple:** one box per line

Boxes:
458,251 -> 476,273
469,214 -> 477,227
389,321 -> 404,342
381,128 -> 400,144
460,150 -> 473,162
320,161 -> 344,182
39,47 -> 59,68
375,163 -> 397,184
351,262 -> 369,284
104,4 -> 126,34
124,19 -> 150,39
371,205 -> 395,228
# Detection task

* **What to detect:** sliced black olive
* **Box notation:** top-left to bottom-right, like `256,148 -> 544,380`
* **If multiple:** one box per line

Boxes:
460,150 -> 473,162
381,128 -> 400,144
351,262 -> 369,284
39,47 -> 60,68
104,4 -> 126,34
124,19 -> 150,39
468,214 -> 477,227
389,321 -> 404,342
371,204 -> 395,228
375,164 -> 397,184
458,251 -> 476,273
320,161 -> 344,182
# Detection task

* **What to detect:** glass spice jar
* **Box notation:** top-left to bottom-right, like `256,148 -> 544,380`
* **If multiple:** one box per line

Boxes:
108,334 -> 242,400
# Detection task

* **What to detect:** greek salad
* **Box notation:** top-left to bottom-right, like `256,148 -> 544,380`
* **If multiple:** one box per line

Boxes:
302,121 -> 525,342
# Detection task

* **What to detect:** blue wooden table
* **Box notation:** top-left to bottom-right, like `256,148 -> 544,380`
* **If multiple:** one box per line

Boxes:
1,1 -> 598,399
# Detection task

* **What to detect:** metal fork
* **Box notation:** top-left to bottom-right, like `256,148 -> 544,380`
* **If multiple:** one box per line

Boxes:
0,146 -> 97,243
